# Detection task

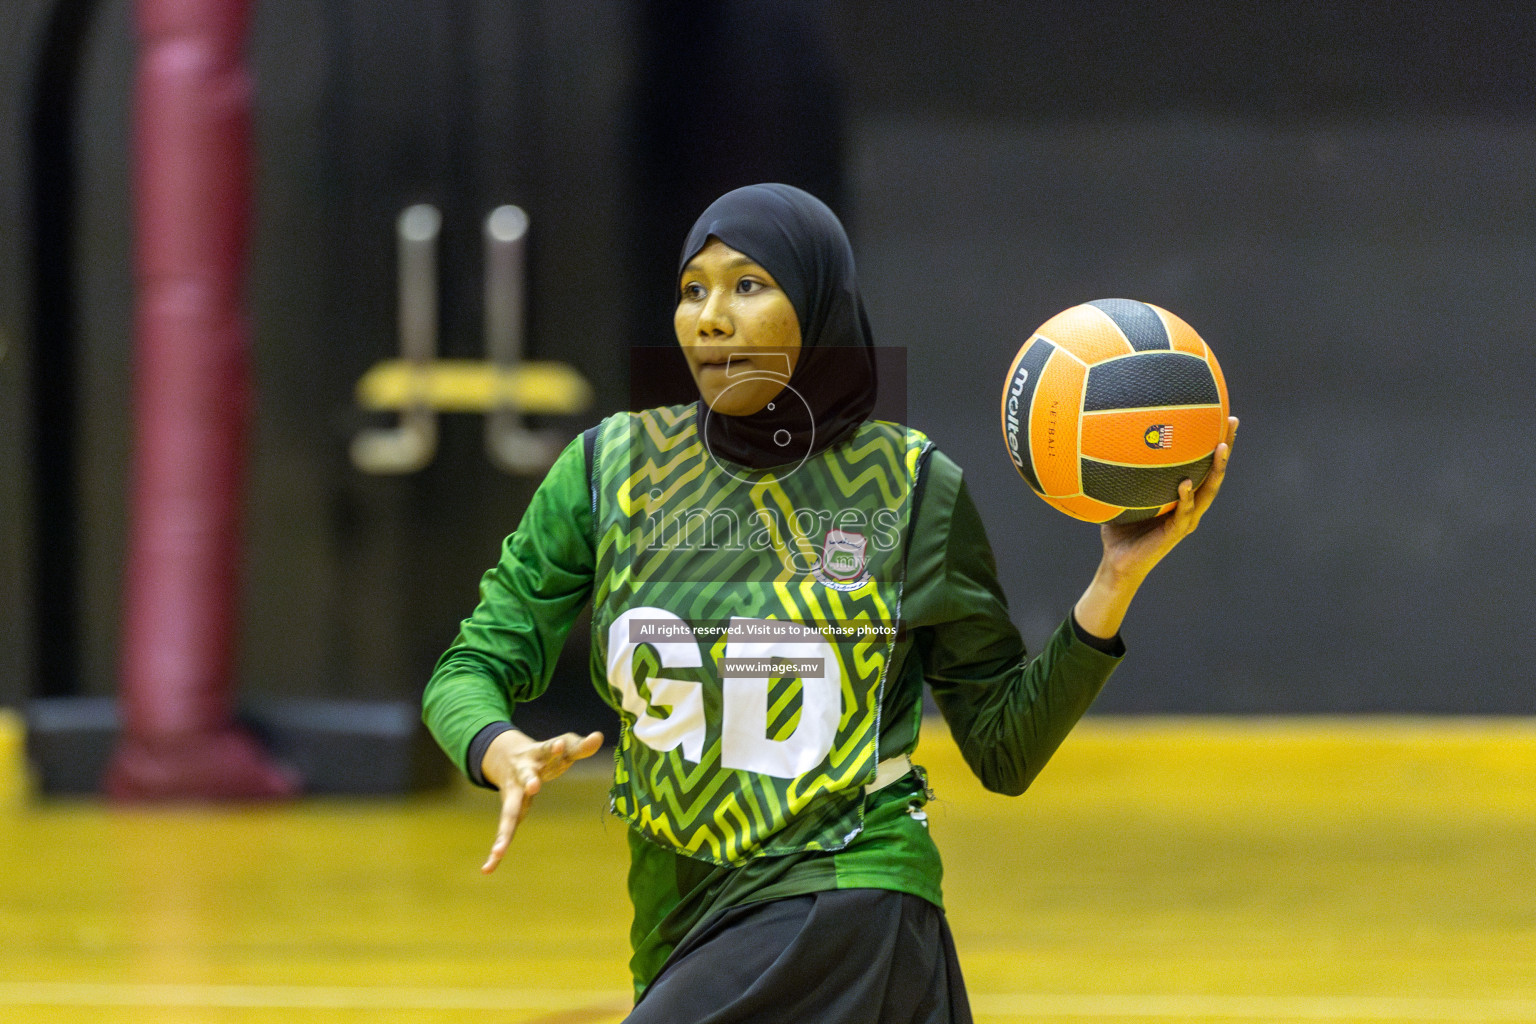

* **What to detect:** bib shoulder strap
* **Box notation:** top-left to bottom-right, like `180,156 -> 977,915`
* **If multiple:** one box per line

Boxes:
904,441 -> 937,576
582,423 -> 601,521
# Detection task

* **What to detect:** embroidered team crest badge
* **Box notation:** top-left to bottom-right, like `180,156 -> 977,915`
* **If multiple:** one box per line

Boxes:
814,529 -> 871,591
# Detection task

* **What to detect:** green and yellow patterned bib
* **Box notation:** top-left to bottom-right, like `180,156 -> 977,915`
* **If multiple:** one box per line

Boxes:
589,405 -> 930,865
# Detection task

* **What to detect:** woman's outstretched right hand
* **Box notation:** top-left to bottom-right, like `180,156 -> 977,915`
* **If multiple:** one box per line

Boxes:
479,728 -> 604,874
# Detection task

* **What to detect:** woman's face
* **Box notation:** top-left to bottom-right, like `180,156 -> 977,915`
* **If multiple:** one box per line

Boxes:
675,238 -> 802,416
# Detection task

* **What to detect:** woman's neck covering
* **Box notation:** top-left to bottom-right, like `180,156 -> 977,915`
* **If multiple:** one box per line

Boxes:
679,183 -> 878,469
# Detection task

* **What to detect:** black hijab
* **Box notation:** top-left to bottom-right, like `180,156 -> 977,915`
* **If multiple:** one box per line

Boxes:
679,183 -> 878,469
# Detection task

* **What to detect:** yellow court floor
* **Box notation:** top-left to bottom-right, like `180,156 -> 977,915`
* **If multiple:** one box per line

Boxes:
3,716 -> 1536,1024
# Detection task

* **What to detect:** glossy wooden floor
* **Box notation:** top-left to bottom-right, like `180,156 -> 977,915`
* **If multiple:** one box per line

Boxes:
4,715 -> 1536,1023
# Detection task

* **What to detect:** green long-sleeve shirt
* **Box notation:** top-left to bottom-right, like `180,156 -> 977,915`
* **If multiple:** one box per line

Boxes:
423,426 -> 1123,996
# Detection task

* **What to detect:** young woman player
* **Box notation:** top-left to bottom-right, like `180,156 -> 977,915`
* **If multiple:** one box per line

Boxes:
422,183 -> 1237,1022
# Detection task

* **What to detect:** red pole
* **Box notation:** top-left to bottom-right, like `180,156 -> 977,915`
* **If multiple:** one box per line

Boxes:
106,0 -> 297,799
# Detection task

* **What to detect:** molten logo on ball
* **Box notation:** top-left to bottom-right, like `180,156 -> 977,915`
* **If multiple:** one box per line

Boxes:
1003,368 -> 1028,470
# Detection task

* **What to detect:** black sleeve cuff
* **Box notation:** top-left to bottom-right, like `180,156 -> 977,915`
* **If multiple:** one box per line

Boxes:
466,721 -> 516,789
1071,612 -> 1126,658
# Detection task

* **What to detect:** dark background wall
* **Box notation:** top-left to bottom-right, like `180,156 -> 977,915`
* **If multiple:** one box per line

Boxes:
832,2 -> 1536,711
2,0 -> 637,733
2,0 -> 1532,723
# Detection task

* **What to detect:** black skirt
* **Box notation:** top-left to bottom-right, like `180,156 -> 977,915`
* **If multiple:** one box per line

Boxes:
625,888 -> 972,1024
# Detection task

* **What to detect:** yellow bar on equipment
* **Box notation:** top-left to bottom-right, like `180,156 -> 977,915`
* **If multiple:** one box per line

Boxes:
355,359 -> 593,414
